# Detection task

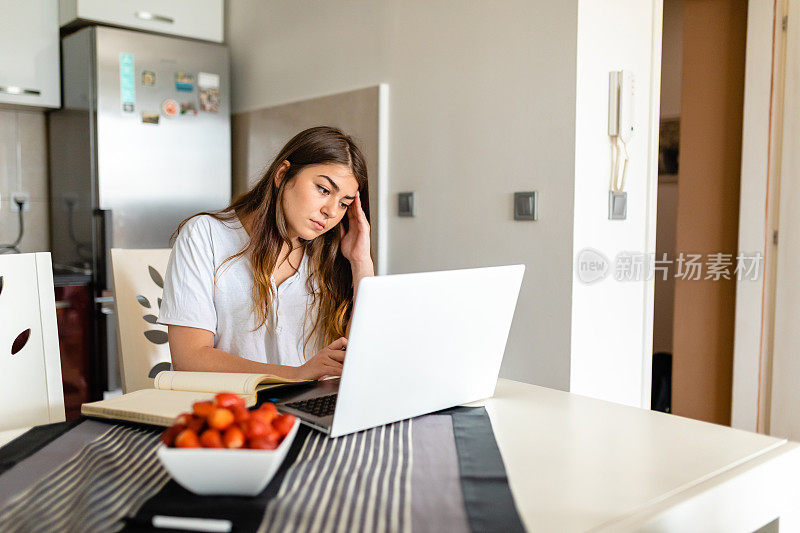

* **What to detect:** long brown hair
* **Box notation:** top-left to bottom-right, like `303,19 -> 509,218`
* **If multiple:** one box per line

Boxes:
173,126 -> 370,357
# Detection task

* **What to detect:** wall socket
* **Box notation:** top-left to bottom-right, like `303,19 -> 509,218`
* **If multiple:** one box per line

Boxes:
10,192 -> 30,212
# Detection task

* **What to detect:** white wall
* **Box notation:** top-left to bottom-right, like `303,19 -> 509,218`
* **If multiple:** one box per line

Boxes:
227,0 -> 660,402
731,0 -> 777,432
570,0 -> 661,406
769,0 -> 800,440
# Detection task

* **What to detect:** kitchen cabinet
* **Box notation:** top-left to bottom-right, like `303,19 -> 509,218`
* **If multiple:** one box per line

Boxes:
59,0 -> 224,43
0,0 -> 60,109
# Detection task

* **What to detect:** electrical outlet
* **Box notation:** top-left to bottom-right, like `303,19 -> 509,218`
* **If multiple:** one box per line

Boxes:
11,192 -> 30,212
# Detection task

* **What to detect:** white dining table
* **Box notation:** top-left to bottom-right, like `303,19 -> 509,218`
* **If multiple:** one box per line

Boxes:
3,379 -> 798,532
466,379 -> 800,532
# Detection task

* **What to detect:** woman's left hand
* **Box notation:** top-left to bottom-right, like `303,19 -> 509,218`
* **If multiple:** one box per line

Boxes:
339,190 -> 372,265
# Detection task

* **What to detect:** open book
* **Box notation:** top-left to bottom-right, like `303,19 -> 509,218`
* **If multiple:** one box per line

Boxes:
81,371 -> 309,427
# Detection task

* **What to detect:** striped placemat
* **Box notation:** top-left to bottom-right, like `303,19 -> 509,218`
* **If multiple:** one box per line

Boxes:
259,419 -> 413,533
0,408 -> 524,532
0,423 -> 167,533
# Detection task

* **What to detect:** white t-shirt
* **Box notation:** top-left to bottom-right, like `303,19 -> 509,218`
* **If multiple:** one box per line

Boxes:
158,214 -> 323,367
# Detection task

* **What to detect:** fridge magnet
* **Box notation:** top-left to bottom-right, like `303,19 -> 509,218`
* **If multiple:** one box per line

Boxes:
175,72 -> 195,92
198,72 -> 220,89
142,70 -> 156,87
199,88 -> 220,113
119,53 -> 136,112
198,72 -> 220,113
161,99 -> 180,117
180,101 -> 197,115
141,112 -> 160,125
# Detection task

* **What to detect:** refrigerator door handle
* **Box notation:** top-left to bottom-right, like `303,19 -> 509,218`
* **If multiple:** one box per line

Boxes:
0,86 -> 41,96
92,208 -> 113,292
134,11 -> 175,24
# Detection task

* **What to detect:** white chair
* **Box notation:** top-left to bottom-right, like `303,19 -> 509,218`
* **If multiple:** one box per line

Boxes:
110,248 -> 173,393
0,252 -> 65,431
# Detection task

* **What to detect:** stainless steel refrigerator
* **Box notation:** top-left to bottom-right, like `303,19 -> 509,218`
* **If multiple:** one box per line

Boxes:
48,26 -> 231,395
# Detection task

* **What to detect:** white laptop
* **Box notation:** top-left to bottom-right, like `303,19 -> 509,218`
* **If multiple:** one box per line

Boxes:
274,264 -> 525,437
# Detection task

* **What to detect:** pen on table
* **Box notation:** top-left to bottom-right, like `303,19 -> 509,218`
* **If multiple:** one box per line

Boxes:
126,515 -> 233,532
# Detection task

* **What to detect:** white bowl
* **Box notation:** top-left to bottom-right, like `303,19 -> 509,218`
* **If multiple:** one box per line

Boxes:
157,418 -> 300,496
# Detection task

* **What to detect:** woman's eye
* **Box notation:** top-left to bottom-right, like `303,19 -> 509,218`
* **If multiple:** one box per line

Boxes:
341,203 -> 350,209
316,185 -> 329,195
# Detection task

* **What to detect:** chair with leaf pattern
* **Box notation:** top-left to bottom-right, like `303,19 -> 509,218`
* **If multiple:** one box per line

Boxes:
0,252 -> 65,431
110,248 -> 173,393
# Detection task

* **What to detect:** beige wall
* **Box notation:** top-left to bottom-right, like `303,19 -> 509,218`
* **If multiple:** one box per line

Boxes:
653,0 -> 684,355
227,0 -> 581,390
232,86 -> 383,271
654,179 -> 678,354
0,110 -> 49,253
226,1 -> 662,404
672,0 -> 747,424
660,0 -> 685,118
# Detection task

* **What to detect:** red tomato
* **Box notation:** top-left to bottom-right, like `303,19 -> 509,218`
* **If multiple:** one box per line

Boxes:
199,428 -> 224,448
223,425 -> 245,448
248,437 -> 278,450
175,429 -> 201,448
187,416 -> 205,434
245,418 -> 269,440
160,424 -> 184,447
231,404 -> 250,424
259,403 -> 279,415
215,393 -> 245,410
192,401 -> 215,418
175,412 -> 193,426
273,414 -> 296,436
248,433 -> 279,450
208,408 -> 235,430
250,409 -> 276,425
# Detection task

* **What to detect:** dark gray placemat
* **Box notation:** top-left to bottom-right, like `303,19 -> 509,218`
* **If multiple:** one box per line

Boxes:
451,407 -> 526,532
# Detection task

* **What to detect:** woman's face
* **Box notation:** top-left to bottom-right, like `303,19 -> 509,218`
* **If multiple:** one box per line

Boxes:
278,162 -> 359,242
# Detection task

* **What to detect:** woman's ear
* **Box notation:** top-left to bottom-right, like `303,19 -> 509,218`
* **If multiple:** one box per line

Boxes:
274,160 -> 290,187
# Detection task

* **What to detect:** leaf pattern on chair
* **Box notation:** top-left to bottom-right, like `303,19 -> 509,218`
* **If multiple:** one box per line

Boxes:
136,295 -> 151,309
143,265 -> 167,346
11,329 -> 31,355
148,361 -> 172,378
148,266 -> 164,289
143,330 -> 168,345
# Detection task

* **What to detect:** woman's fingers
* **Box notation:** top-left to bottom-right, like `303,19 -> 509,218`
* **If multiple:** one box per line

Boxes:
327,337 -> 348,350
327,349 -> 345,363
356,191 -> 370,226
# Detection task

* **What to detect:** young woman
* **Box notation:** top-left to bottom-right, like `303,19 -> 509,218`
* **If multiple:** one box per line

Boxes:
157,126 -> 374,381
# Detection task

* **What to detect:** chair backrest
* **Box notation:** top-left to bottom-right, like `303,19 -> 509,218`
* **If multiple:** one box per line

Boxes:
110,248 -> 172,393
0,252 -> 65,430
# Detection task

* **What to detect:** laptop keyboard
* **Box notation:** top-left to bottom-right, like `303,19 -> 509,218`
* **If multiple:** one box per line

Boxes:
284,394 -> 338,417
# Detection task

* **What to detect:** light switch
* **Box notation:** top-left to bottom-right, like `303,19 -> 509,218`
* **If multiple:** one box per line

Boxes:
609,191 -> 627,220
398,192 -> 415,217
514,191 -> 538,221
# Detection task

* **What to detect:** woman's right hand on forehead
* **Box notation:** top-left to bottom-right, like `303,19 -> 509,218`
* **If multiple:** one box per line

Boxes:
295,337 -> 347,380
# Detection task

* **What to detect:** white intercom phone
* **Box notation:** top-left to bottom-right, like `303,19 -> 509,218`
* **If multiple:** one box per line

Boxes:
608,70 -> 635,219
